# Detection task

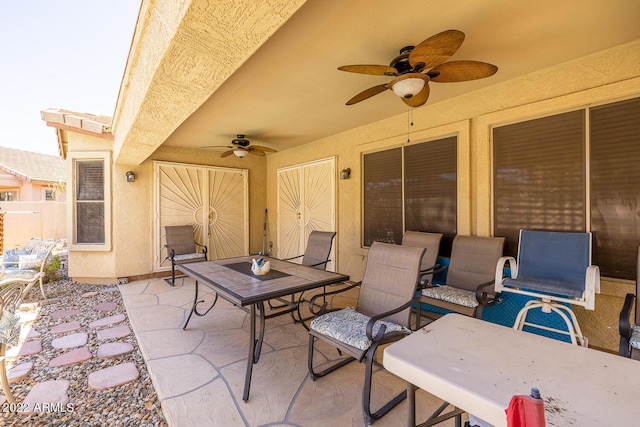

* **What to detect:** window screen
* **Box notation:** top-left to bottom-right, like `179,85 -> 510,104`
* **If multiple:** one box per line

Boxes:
363,148 -> 402,246
493,111 -> 586,256
590,97 -> 640,279
405,137 -> 457,255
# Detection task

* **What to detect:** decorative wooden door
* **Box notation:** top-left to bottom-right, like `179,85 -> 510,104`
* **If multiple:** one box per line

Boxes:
277,157 -> 336,270
155,161 -> 248,271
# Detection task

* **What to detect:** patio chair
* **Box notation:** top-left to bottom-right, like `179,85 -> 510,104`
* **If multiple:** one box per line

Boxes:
271,231 -> 336,316
1,274 -> 44,403
618,246 -> 640,359
281,231 -> 336,270
1,239 -> 57,299
494,229 -> 600,347
401,231 -> 443,286
416,235 -> 505,326
164,225 -> 208,286
307,241 -> 425,424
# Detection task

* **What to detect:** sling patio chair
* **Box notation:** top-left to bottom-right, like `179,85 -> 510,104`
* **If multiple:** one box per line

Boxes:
416,235 -> 505,327
494,229 -> 600,347
281,230 -> 336,270
164,225 -> 208,286
619,246 -> 640,359
270,231 -> 337,319
307,241 -> 425,424
401,231 -> 443,287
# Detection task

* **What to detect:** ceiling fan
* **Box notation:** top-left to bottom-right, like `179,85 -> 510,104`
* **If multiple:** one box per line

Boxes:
338,29 -> 498,108
203,135 -> 277,158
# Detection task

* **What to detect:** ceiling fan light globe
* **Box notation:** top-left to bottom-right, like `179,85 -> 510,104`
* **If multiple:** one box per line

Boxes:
233,149 -> 248,158
391,77 -> 426,98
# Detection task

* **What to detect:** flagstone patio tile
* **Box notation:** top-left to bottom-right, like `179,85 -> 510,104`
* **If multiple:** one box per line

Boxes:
51,332 -> 88,349
49,347 -> 92,367
96,325 -> 131,340
89,313 -> 126,329
88,362 -> 139,390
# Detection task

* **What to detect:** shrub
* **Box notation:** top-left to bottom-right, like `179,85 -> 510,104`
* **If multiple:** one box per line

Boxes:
43,255 -> 62,284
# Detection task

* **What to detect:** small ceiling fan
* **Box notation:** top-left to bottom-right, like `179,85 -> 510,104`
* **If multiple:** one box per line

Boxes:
338,29 -> 498,108
203,135 -> 277,158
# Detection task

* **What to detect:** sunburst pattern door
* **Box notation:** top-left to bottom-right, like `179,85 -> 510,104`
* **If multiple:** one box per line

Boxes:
277,157 -> 335,270
155,162 -> 248,270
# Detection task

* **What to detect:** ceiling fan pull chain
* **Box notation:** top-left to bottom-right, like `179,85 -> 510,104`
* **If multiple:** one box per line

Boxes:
406,107 -> 413,144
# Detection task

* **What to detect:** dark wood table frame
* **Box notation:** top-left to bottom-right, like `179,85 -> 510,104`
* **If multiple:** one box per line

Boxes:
179,256 -> 349,401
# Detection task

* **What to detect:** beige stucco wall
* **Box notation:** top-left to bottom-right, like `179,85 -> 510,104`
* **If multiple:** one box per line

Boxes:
265,40 -> 640,351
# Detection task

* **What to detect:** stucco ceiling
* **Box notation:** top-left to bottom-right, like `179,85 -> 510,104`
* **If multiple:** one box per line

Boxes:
163,0 -> 640,153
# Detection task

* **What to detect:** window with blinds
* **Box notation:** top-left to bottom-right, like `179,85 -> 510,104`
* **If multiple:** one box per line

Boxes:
493,97 -> 640,279
363,148 -> 403,246
493,111 -> 586,256
363,137 -> 457,253
75,160 -> 105,244
590,97 -> 640,279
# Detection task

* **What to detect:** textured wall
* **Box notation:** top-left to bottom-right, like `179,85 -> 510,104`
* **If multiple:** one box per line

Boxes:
112,0 -> 307,165
265,40 -> 640,351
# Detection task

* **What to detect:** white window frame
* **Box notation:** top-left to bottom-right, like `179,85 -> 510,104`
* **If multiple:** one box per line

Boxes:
68,151 -> 112,251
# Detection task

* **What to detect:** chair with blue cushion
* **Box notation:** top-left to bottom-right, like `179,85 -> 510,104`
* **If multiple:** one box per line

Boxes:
307,241 -> 425,424
494,229 -> 600,347
618,246 -> 640,359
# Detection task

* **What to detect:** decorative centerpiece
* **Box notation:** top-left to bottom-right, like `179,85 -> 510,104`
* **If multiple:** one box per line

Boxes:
251,258 -> 271,276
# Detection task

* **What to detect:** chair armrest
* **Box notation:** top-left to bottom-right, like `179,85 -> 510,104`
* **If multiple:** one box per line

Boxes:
494,256 -> 517,292
281,254 -> 303,262
308,280 -> 362,316
619,293 -> 636,339
308,259 -> 330,268
366,295 -> 419,342
475,280 -> 498,305
417,264 -> 446,288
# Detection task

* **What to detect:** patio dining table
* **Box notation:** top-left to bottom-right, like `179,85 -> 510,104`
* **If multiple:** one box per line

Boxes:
179,255 -> 349,401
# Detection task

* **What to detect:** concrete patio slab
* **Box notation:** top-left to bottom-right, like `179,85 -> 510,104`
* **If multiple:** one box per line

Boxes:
118,293 -> 159,308
126,305 -> 185,332
160,379 -> 246,427
146,353 -> 218,399
135,328 -> 204,360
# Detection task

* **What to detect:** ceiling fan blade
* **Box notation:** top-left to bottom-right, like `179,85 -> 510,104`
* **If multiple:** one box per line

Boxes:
346,84 -> 389,105
429,60 -> 498,82
409,29 -> 465,69
251,145 -> 277,153
402,83 -> 430,107
201,145 -> 233,149
338,64 -> 398,76
220,149 -> 235,157
248,148 -> 265,156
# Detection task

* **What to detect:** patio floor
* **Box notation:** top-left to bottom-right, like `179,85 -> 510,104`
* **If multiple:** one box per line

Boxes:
119,276 -> 465,426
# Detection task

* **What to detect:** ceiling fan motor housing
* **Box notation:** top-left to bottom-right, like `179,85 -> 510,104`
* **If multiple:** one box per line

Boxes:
232,135 -> 251,147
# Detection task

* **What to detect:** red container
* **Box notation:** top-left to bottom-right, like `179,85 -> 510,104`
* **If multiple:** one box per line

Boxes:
506,387 -> 546,427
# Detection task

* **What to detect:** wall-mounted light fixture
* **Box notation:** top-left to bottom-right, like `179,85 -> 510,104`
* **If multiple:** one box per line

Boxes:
126,171 -> 135,182
340,168 -> 351,180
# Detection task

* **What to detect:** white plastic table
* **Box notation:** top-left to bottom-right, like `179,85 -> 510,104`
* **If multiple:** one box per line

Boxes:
384,313 -> 640,427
